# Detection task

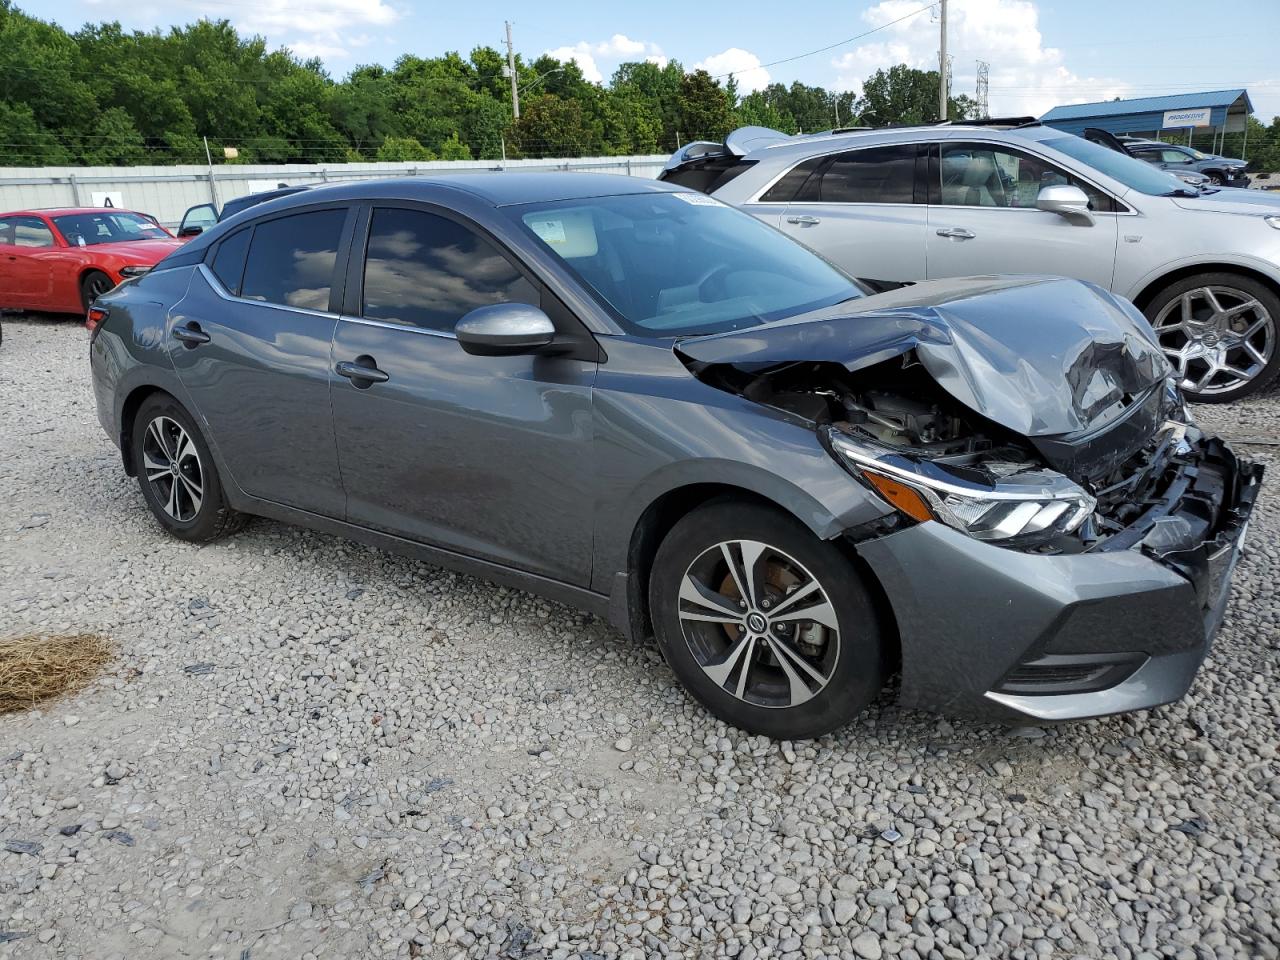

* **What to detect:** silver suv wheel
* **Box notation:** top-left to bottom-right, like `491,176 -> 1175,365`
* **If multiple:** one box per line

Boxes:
1151,283 -> 1276,398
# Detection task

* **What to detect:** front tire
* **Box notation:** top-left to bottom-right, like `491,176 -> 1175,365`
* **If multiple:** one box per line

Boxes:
80,270 -> 114,314
1145,272 -> 1280,402
130,394 -> 245,542
649,501 -> 885,739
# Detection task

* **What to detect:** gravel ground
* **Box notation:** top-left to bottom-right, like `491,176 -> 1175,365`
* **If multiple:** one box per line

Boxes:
1,315 -> 1279,960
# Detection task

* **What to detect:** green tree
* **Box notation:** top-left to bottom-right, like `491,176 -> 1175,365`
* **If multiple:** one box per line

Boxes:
375,136 -> 436,161
858,65 -> 975,127
438,132 -> 471,160
677,69 -> 733,144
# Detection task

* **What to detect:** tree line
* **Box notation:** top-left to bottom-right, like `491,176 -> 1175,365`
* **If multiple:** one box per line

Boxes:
0,2 -> 980,167
2,1 -> 1278,172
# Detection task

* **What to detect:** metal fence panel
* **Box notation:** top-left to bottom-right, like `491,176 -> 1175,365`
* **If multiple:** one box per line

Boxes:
0,156 -> 669,227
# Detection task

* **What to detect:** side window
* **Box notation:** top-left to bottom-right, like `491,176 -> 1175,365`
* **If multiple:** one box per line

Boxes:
802,145 -> 917,204
209,227 -> 251,296
6,216 -> 55,248
939,144 -> 1116,213
180,204 -> 219,236
362,207 -> 538,333
760,156 -> 825,203
0,217 -> 13,245
1160,149 -> 1189,164
240,209 -> 347,311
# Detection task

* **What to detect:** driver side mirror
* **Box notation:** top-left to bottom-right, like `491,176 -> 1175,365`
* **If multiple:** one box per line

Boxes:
178,225 -> 204,238
1036,184 -> 1094,225
455,303 -> 557,356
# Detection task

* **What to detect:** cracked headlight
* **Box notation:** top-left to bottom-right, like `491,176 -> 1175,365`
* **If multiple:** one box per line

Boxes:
828,431 -> 1096,546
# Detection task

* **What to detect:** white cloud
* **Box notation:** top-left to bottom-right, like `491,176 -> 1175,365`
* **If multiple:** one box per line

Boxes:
177,0 -> 397,61
831,0 -> 1129,118
544,35 -> 666,85
694,48 -> 771,93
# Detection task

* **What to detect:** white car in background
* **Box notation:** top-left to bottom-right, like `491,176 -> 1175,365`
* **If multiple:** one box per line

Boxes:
663,122 -> 1280,402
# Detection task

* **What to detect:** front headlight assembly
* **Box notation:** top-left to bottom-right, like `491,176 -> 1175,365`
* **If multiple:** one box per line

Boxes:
828,431 -> 1096,547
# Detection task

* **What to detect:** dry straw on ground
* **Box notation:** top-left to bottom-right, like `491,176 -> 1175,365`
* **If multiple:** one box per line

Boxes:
0,633 -> 112,714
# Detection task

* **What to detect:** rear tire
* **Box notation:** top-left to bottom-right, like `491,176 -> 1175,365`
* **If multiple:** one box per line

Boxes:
130,394 -> 246,542
80,270 -> 114,314
1144,272 -> 1280,402
649,501 -> 885,739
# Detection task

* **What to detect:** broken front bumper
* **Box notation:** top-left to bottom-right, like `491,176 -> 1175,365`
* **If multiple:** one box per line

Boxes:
855,436 -> 1262,722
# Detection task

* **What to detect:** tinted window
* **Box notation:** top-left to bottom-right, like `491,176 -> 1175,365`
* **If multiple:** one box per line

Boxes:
802,145 -> 917,203
512,192 -> 864,337
210,227 -> 251,295
1159,149 -> 1190,163
362,207 -> 538,333
940,144 -> 1116,212
241,209 -> 346,311
760,157 -> 824,202
0,216 -> 55,247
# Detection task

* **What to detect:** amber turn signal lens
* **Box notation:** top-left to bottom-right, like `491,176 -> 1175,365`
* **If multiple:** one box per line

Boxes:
862,470 -> 935,523
86,307 -> 108,332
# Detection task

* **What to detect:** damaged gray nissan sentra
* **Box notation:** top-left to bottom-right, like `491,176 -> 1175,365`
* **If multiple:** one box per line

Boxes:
88,174 -> 1262,739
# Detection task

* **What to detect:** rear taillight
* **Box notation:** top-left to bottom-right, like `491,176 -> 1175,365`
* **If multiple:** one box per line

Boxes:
87,306 -> 108,338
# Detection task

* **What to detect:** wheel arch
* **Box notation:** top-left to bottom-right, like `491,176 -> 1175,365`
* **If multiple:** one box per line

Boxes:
614,481 -> 901,673
118,384 -> 175,476
1131,261 -> 1280,314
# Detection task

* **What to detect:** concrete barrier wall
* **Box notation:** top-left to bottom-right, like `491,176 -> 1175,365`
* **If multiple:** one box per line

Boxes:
0,155 -> 669,228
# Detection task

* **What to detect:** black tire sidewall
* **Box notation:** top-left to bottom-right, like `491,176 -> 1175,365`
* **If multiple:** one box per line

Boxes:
1145,272 -> 1280,403
650,501 -> 885,739
131,395 -> 231,541
81,271 -> 112,313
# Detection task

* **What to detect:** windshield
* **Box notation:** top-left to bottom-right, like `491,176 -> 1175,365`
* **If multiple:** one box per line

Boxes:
509,192 -> 865,337
1041,135 -> 1192,196
52,211 -> 171,246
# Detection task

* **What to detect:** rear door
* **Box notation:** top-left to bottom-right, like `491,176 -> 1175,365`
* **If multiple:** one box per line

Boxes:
776,143 -> 928,287
166,205 -> 353,517
330,203 -> 597,584
925,140 -> 1120,288
0,216 -> 60,309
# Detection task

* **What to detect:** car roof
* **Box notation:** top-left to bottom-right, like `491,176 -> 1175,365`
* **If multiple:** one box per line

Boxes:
253,172 -> 687,211
0,207 -> 149,217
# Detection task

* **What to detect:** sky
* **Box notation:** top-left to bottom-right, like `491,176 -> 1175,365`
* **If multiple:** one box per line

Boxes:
45,0 -> 1280,122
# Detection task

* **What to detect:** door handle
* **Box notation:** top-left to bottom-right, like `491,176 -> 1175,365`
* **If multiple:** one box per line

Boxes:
786,215 -> 821,226
935,227 -> 976,240
172,323 -> 211,346
335,358 -> 390,386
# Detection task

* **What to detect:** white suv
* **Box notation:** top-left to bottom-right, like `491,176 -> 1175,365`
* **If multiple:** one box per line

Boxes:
663,123 -> 1280,402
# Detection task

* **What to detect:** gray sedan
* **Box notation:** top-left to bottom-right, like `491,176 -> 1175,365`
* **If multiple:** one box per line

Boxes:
89,175 -> 1260,739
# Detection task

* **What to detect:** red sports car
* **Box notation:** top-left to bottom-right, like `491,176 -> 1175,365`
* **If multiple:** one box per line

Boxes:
0,208 -> 184,316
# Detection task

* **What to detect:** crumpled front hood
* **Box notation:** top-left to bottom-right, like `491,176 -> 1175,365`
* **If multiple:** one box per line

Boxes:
676,276 -> 1171,440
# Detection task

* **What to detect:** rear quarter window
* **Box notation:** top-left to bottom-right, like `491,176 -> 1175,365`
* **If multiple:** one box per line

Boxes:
209,227 -> 251,296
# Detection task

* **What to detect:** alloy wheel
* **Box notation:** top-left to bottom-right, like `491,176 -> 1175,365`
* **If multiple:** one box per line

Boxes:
677,539 -> 840,709
141,416 -> 204,522
1151,285 -> 1275,397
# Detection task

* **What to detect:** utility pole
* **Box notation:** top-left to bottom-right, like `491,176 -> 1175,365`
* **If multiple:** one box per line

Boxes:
504,21 -> 520,120
938,0 -> 948,121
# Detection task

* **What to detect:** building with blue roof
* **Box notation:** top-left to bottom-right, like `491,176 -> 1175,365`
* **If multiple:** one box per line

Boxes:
1041,89 -> 1253,156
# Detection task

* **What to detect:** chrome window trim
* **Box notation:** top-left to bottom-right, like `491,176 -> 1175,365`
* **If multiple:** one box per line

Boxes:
340,314 -> 459,341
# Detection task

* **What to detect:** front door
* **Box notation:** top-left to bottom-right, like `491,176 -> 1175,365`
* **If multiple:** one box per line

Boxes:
166,206 -> 352,517
777,143 -> 928,287
330,204 -> 597,585
925,142 -> 1120,289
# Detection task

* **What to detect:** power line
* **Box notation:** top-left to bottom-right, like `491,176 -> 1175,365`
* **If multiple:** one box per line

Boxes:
705,2 -> 938,79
